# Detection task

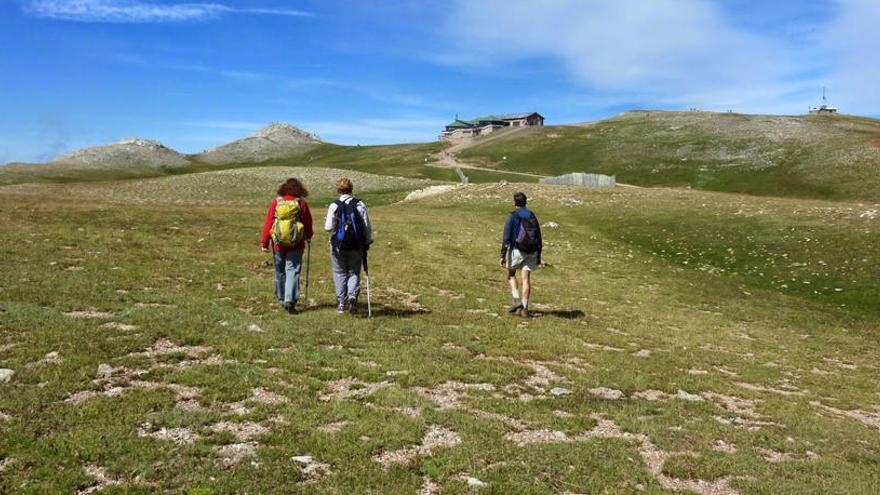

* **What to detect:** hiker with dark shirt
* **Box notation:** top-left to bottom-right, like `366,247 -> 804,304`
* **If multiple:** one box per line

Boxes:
261,178 -> 314,314
500,192 -> 542,317
325,178 -> 373,314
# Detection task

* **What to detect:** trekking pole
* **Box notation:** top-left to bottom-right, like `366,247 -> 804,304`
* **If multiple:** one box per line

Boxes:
363,249 -> 372,319
304,240 -> 311,307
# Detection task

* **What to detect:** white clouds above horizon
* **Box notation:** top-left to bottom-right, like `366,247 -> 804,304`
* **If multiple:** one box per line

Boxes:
440,0 -> 880,114
24,0 -> 312,23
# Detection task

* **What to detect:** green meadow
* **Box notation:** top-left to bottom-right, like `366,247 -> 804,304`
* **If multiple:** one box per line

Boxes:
1,167 -> 878,493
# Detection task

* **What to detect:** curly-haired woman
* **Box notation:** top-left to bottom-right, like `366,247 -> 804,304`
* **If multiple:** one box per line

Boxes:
261,178 -> 314,313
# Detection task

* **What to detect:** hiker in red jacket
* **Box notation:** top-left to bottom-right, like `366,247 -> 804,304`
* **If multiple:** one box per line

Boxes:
261,178 -> 314,314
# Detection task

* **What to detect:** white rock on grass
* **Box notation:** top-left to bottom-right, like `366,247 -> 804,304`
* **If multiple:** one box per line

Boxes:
543,221 -> 560,228
676,390 -> 704,401
0,369 -> 14,383
97,364 -> 114,378
550,387 -> 572,396
247,324 -> 264,333
463,476 -> 486,487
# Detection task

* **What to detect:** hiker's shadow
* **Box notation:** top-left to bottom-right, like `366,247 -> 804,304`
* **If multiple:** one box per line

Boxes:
361,304 -> 430,319
532,309 -> 585,320
301,302 -> 429,319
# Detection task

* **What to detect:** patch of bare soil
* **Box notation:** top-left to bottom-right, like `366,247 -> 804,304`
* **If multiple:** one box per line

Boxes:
713,439 -> 738,453
633,389 -> 671,401
291,455 -> 333,483
755,447 -> 793,463
376,287 -> 428,312
137,422 -> 200,445
64,310 -> 114,319
319,378 -> 392,402
65,366 -> 201,406
77,465 -> 121,495
418,476 -> 441,495
128,338 -> 211,359
100,322 -> 138,331
374,425 -> 462,467
210,421 -> 269,442
505,414 -> 742,495
505,429 -> 570,447
318,420 -> 350,433
810,401 -> 880,430
735,382 -> 806,396
589,387 -> 625,400
251,387 -> 290,404
216,442 -> 259,468
0,457 -> 16,472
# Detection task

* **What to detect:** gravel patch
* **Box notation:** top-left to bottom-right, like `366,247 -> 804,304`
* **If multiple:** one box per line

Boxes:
216,442 -> 259,468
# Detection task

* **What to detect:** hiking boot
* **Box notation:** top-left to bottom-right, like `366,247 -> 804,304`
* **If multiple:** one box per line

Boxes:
348,298 -> 358,315
287,304 -> 297,315
508,300 -> 523,314
336,303 -> 346,314
520,307 -> 530,318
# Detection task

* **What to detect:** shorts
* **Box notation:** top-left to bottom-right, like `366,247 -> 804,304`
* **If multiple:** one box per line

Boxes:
507,248 -> 538,272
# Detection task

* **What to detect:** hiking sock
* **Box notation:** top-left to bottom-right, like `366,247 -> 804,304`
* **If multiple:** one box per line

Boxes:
511,289 -> 520,300
522,299 -> 529,309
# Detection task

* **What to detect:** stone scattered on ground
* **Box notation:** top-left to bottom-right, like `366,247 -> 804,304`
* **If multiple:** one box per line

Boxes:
0,369 -> 15,383
589,387 -> 625,400
676,390 -> 704,401
100,322 -> 138,331
462,475 -> 487,487
550,387 -> 572,396
247,324 -> 264,333
97,363 -> 114,378
64,310 -> 114,319
713,439 -> 738,453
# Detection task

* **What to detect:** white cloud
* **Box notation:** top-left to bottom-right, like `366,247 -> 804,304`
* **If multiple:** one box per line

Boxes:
25,0 -> 312,23
439,0 -> 827,113
817,0 -> 880,114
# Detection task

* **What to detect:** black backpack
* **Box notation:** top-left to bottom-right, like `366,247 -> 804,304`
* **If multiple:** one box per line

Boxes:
514,212 -> 540,254
332,198 -> 366,251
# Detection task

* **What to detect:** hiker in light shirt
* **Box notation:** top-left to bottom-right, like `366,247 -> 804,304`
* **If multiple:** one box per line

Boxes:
325,178 -> 372,314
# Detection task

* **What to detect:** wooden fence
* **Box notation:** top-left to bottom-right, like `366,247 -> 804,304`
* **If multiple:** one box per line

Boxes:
539,172 -> 615,188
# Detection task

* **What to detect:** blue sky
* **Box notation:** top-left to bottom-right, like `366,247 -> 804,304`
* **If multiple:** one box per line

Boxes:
1,0 -> 878,163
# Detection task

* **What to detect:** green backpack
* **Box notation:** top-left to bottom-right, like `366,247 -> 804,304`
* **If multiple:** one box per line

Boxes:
271,197 -> 305,247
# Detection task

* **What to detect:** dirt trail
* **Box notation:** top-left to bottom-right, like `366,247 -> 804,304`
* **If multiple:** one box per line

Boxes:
432,128 -> 545,180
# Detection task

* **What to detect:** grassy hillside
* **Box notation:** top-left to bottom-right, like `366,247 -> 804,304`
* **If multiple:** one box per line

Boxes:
456,111 -> 880,201
0,141 -> 529,186
1,178 -> 878,493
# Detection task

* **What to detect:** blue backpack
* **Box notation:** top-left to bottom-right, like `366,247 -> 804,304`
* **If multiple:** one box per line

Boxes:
332,198 -> 366,251
514,210 -> 541,254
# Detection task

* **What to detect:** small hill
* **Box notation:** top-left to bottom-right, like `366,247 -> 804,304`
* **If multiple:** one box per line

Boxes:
455,111 -> 880,201
51,137 -> 189,169
194,122 -> 322,165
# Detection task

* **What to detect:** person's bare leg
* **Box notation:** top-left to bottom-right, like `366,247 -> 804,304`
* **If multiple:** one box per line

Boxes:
507,269 -> 522,313
520,270 -> 531,317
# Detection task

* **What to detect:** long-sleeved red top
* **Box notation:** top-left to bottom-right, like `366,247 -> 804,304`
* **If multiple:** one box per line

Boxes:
261,195 -> 314,252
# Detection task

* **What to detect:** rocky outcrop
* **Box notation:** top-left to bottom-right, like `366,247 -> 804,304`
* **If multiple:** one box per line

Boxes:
50,137 -> 189,169
195,122 -> 322,165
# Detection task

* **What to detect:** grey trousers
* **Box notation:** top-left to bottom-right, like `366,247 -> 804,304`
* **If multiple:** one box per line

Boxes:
331,247 -> 362,303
